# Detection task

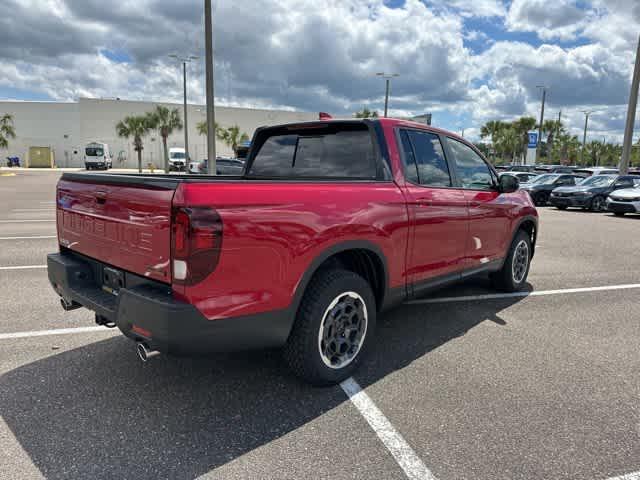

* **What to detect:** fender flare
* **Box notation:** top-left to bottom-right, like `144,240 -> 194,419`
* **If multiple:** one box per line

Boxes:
512,215 -> 538,257
289,240 -> 390,317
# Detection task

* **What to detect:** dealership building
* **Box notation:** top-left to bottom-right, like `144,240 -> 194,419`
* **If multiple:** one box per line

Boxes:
0,98 -> 318,168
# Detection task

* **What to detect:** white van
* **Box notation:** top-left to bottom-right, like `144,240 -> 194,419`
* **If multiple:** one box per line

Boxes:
84,142 -> 112,170
169,147 -> 187,171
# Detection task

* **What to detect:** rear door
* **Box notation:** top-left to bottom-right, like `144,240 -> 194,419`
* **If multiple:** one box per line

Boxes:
397,128 -> 468,288
444,137 -> 510,268
56,176 -> 176,283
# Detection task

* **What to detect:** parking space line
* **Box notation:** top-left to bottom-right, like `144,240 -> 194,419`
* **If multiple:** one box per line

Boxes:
0,265 -> 47,271
340,377 -> 437,480
605,471 -> 640,480
0,326 -> 117,340
406,283 -> 640,305
0,236 -> 56,240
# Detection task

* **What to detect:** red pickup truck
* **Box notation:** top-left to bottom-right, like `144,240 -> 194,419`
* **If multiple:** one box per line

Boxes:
48,119 -> 537,385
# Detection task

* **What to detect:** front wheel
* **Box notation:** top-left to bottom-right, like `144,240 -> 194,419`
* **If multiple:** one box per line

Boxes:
556,205 -> 568,210
490,229 -> 532,292
614,212 -> 625,217
534,193 -> 548,206
590,196 -> 605,212
284,269 -> 376,386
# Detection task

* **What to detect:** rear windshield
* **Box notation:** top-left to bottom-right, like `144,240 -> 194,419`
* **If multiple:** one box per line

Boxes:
248,124 -> 377,178
170,152 -> 186,159
85,147 -> 104,157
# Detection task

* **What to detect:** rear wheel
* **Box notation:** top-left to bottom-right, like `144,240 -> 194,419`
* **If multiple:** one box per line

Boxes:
490,229 -> 532,292
556,205 -> 568,210
614,212 -> 625,217
590,195 -> 605,212
283,269 -> 376,386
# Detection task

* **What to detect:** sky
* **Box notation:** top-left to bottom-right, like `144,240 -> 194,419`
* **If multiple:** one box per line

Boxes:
0,0 -> 639,142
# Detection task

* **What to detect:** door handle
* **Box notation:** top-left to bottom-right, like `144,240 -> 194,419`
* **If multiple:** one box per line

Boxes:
94,191 -> 107,205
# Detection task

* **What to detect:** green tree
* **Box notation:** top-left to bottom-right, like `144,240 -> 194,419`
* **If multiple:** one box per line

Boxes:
541,119 -> 563,157
512,117 -> 536,161
0,114 -> 16,149
354,108 -> 379,118
116,115 -> 152,173
495,127 -> 521,163
146,106 -> 183,172
196,120 -> 220,137
217,125 -> 250,154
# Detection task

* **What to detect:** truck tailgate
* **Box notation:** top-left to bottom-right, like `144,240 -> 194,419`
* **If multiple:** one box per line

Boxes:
56,175 -> 176,284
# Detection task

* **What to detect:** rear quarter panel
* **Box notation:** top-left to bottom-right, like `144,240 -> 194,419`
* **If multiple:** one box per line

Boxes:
173,182 -> 409,320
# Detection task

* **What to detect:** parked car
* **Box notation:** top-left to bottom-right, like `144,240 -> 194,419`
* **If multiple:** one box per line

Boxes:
550,174 -> 640,211
606,185 -> 640,216
534,165 -> 577,174
498,165 -> 537,172
500,171 -> 538,185
189,157 -> 245,175
84,142 -> 112,170
47,118 -> 537,385
573,167 -> 618,176
520,173 -> 583,206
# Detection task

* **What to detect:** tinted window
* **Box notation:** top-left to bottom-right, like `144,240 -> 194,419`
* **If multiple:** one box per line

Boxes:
447,138 -> 494,190
614,176 -> 635,188
86,147 -> 104,156
401,130 -> 451,187
250,129 -> 376,178
399,131 -> 419,184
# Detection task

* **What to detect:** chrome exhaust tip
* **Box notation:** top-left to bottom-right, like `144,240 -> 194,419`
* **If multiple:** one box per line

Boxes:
136,343 -> 160,362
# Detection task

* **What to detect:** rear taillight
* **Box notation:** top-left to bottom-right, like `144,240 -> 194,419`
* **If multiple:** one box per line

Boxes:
171,207 -> 223,285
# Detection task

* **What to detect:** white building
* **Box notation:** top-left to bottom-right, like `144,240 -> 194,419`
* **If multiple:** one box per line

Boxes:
0,98 -> 318,168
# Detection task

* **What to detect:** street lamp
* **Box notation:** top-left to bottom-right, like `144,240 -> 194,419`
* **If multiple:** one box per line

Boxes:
536,85 -> 548,164
376,72 -> 399,118
169,54 -> 199,173
581,110 -> 593,165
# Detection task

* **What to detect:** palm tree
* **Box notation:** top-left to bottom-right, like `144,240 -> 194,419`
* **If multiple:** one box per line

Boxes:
541,119 -> 563,157
354,108 -> 379,118
217,125 -> 250,154
146,106 -> 182,172
116,115 -> 152,173
513,117 -> 536,162
197,120 -> 220,137
0,114 -> 16,149
495,127 -> 520,163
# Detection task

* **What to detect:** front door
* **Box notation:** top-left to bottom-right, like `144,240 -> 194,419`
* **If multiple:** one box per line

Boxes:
444,137 -> 511,267
397,128 -> 469,291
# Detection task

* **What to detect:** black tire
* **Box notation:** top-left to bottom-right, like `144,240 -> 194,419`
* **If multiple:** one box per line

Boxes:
614,212 -> 625,217
555,205 -> 568,210
534,193 -> 548,206
590,195 -> 605,212
490,229 -> 532,293
283,269 -> 376,386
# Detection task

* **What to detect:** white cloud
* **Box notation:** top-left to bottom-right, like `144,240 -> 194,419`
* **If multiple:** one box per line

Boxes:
505,0 -> 590,41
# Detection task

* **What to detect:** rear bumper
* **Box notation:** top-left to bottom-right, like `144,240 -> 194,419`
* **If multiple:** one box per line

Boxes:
47,251 -> 293,354
549,195 -> 591,208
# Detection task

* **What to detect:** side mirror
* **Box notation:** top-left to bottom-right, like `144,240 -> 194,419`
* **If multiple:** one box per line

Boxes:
498,174 -> 519,193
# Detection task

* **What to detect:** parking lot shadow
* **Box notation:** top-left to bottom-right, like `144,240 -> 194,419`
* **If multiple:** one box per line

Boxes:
0,276 -> 527,479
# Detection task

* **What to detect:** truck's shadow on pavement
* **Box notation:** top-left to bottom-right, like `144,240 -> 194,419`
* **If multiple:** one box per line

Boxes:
0,276 -> 528,479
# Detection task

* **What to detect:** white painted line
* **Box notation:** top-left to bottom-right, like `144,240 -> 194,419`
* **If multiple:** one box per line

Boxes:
406,283 -> 640,305
0,236 -> 56,240
605,471 -> 640,480
0,219 -> 55,223
340,377 -> 437,480
0,265 -> 47,271
0,326 -> 117,340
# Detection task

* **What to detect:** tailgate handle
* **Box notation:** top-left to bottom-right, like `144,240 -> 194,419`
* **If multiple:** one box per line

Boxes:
94,191 -> 107,205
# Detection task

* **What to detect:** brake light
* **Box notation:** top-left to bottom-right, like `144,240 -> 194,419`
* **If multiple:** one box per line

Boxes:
171,207 -> 223,285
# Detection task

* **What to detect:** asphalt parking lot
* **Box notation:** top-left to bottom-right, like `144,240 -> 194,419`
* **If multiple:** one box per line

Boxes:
0,170 -> 638,480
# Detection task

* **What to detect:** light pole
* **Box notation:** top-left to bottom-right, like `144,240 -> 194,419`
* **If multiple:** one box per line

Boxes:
204,0 -> 217,175
376,72 -> 399,117
536,86 -> 548,164
581,110 -> 593,165
620,34 -> 640,174
169,54 -> 199,173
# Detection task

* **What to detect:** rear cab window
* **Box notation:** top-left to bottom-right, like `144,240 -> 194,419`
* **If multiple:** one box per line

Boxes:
248,123 -> 379,179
